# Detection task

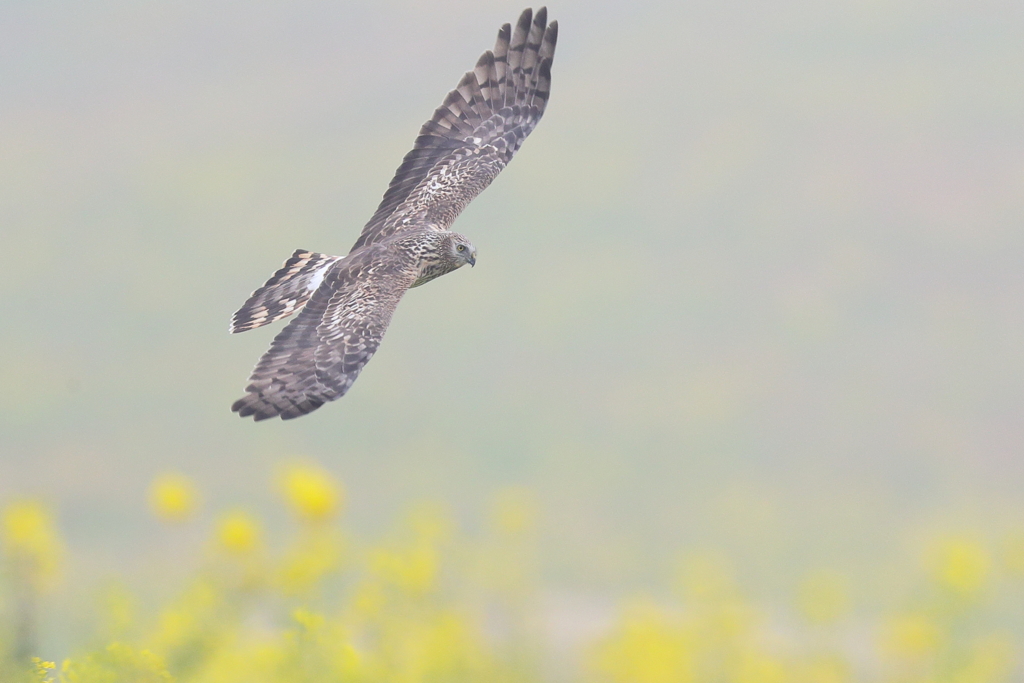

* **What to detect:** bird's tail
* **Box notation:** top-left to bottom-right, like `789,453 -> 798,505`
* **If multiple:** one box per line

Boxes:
229,249 -> 340,333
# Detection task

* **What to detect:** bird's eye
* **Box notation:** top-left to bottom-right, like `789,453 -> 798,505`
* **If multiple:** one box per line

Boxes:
456,244 -> 466,252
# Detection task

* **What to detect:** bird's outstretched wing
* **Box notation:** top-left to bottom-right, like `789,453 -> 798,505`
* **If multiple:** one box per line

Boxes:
350,7 -> 557,252
231,255 -> 414,421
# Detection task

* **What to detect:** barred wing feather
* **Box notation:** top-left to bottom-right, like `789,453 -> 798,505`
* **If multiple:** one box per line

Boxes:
230,250 -> 341,333
231,256 -> 414,421
350,8 -> 557,252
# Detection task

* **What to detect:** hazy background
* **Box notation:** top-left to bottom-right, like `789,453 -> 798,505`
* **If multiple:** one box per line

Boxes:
2,0 -> 1023,655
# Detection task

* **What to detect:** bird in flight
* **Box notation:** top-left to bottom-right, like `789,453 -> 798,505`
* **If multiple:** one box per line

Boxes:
230,8 -> 557,420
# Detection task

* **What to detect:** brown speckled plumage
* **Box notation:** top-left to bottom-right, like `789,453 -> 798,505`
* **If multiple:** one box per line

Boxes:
230,9 -> 557,420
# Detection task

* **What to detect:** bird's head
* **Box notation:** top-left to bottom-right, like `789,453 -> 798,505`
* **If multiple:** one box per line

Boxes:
446,232 -> 477,268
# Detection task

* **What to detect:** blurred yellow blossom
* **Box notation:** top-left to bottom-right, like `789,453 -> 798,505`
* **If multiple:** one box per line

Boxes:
149,580 -> 221,655
30,658 -> 55,683
712,599 -> 760,640
61,642 -> 173,683
591,602 -> 694,683
359,502 -> 450,596
490,486 -> 537,535
277,531 -> 345,594
283,607 -> 363,680
216,510 -> 262,554
292,607 -> 326,632
370,542 -> 439,595
279,463 -> 342,522
931,536 -> 991,596
2,499 -> 63,590
414,612 -> 488,678
148,473 -> 198,522
351,580 -> 387,618
882,613 -> 943,658
9,462 -> 1024,683
734,652 -> 787,683
797,570 -> 851,625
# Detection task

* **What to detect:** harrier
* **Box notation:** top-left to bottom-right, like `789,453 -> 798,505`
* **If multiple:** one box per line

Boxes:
230,8 -> 557,420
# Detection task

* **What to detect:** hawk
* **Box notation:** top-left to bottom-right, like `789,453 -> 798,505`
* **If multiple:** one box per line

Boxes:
230,8 -> 558,420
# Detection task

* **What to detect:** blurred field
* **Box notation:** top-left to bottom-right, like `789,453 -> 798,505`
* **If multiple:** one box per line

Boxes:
5,469 -> 1024,682
2,0 -> 1023,680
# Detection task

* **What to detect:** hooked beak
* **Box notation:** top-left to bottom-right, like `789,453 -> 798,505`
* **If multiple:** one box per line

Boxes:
468,250 -> 477,267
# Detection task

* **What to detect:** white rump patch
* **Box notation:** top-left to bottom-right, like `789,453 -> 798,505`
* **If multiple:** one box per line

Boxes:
307,263 -> 332,291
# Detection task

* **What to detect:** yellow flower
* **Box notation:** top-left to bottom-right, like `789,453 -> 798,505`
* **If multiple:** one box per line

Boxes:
370,542 -> 439,594
60,642 -> 172,683
149,580 -> 220,653
148,473 -> 198,522
279,463 -> 342,522
931,536 -> 990,596
1,500 -> 63,590
882,613 -> 942,658
591,603 -> 693,683
417,612 -> 487,677
216,510 -> 262,554
293,607 -> 326,632
797,570 -> 851,625
31,658 -> 55,683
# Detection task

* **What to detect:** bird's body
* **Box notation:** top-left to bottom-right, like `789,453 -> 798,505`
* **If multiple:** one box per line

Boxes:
230,8 -> 557,420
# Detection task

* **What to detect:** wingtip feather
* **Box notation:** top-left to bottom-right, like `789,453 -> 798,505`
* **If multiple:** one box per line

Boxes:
541,20 -> 557,61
